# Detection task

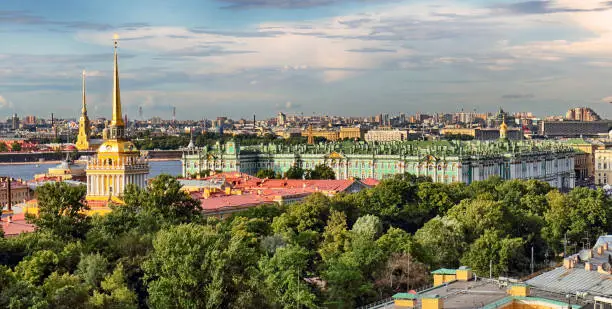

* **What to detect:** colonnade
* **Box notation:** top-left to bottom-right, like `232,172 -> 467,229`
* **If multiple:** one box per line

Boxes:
86,173 -> 147,196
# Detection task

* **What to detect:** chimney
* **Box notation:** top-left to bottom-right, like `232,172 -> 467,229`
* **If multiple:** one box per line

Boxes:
597,246 -> 604,256
597,265 -> 606,274
585,262 -> 594,271
604,242 -> 609,251
563,258 -> 574,269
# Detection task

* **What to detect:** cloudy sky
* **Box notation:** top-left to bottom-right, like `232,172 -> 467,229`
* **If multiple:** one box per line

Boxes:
2,0 -> 612,120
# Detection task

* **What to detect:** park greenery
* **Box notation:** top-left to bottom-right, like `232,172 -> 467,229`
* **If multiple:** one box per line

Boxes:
2,174 -> 612,308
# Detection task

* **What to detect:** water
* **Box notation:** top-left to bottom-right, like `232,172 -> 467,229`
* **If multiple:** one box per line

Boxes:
0,160 -> 182,181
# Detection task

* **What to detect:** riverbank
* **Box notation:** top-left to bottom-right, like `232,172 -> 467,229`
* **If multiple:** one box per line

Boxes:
0,158 -> 179,166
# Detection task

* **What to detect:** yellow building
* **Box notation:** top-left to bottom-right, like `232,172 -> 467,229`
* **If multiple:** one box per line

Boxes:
34,155 -> 86,182
301,129 -> 339,141
339,127 -> 365,140
75,70 -> 92,151
85,37 -> 149,206
393,267 -> 582,309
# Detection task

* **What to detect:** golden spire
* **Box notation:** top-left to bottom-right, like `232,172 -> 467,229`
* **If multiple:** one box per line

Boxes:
111,33 -> 124,127
500,115 -> 508,139
307,123 -> 314,145
82,70 -> 87,115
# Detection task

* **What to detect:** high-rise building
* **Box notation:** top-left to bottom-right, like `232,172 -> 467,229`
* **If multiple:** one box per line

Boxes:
565,107 -> 601,121
23,116 -> 36,125
11,114 -> 19,130
76,70 -> 92,151
85,37 -> 149,207
277,112 -> 287,126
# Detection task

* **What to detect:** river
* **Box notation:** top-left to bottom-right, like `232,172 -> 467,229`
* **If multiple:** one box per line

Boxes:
0,160 -> 182,181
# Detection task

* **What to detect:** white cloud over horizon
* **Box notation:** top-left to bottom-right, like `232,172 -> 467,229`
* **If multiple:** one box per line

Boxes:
4,0 -> 612,119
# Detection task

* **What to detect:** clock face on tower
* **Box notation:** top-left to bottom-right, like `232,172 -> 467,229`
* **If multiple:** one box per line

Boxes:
106,145 -> 112,151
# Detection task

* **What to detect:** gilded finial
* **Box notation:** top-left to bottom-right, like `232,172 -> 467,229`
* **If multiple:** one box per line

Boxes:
113,33 -> 119,48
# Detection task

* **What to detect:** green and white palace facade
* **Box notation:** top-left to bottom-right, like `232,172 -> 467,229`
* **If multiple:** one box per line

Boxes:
182,140 -> 576,189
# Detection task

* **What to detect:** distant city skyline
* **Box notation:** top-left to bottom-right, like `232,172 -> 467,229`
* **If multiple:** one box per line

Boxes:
2,0 -> 612,119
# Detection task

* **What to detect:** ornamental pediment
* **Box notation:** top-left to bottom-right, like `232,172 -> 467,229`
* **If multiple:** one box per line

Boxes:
327,151 -> 345,159
422,154 -> 439,163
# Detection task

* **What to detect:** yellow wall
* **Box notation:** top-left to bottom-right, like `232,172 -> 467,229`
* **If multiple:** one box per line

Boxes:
433,274 -> 456,286
509,285 -> 530,297
422,298 -> 443,309
394,299 -> 416,307
456,269 -> 473,281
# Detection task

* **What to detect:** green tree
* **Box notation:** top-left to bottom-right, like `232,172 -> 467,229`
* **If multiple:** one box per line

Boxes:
307,164 -> 336,180
13,250 -> 59,285
460,229 -> 526,277
319,210 -> 350,262
89,263 -> 138,309
415,217 -> 466,268
0,143 -> 8,152
27,182 -> 90,239
447,198 -> 510,242
285,166 -> 305,179
11,142 -> 21,152
351,215 -> 383,240
144,224 -> 264,309
123,174 -> 202,229
259,245 -> 317,309
256,169 -> 278,179
41,272 -> 90,309
76,253 -> 108,288
543,188 -> 611,255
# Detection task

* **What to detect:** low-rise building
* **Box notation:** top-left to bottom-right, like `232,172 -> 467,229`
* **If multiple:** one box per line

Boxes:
0,178 -> 30,207
301,129 -> 339,141
365,129 -> 409,142
540,120 -> 611,137
594,148 -> 612,185
178,172 -> 378,218
386,265 -> 592,309
440,127 -> 522,140
182,140 -> 576,189
339,127 -> 365,140
527,236 -> 612,304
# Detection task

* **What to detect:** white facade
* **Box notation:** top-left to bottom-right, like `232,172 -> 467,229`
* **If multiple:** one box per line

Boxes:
365,130 -> 409,142
595,149 -> 612,185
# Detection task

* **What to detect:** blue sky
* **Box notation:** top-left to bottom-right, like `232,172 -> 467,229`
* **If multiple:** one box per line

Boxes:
2,0 -> 612,120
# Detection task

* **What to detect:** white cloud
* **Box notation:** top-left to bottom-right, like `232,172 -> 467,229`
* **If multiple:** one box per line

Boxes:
0,95 -> 14,110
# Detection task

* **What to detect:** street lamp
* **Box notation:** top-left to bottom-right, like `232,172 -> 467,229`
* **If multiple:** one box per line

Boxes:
565,293 -> 572,309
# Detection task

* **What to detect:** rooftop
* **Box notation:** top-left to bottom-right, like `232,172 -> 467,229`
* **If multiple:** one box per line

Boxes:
527,235 -> 612,297
1,212 -> 35,237
396,279 -> 585,309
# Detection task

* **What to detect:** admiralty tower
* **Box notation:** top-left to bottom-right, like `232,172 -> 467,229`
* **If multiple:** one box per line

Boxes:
85,35 -> 149,206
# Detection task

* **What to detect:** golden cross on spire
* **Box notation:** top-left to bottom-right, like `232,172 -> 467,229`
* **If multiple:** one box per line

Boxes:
113,33 -> 119,49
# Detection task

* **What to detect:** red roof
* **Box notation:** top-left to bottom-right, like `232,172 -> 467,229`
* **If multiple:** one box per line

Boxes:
361,178 -> 380,187
1,213 -> 35,237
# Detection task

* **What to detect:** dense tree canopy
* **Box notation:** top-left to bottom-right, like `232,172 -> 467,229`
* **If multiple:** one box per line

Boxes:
2,173 -> 611,308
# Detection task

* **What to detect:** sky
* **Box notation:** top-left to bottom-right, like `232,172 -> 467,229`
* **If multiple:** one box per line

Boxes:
2,0 -> 612,120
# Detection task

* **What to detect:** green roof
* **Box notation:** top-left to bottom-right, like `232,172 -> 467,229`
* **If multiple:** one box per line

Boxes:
392,293 -> 417,300
431,268 -> 457,275
564,139 -> 591,145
